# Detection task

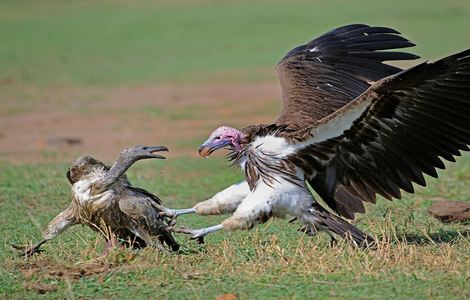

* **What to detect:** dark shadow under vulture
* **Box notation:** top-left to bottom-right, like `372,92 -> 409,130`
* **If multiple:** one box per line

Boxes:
12,146 -> 179,257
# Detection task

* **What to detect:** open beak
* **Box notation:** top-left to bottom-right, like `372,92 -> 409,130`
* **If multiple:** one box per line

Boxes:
198,139 -> 232,158
148,146 -> 169,159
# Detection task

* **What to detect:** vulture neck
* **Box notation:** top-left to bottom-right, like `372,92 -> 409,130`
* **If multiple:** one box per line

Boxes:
240,124 -> 311,145
227,124 -> 307,190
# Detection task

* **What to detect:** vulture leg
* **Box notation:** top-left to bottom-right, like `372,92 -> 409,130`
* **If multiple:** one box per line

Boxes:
11,238 -> 48,257
161,181 -> 249,224
297,223 -> 338,246
94,146 -> 168,193
173,224 -> 224,244
297,224 -> 319,236
219,180 -> 291,231
12,207 -> 77,257
193,181 -> 249,215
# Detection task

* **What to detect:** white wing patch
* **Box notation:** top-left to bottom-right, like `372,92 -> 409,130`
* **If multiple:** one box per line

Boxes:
309,99 -> 370,144
251,94 -> 371,157
309,46 -> 319,53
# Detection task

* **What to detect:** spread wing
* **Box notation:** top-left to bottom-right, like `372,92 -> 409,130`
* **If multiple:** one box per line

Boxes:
287,49 -> 470,219
276,24 -> 419,129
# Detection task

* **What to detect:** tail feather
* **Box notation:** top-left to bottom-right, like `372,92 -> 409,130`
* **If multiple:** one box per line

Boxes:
311,206 -> 375,248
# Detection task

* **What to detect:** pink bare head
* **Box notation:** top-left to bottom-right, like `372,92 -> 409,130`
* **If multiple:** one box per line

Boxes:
198,126 -> 245,157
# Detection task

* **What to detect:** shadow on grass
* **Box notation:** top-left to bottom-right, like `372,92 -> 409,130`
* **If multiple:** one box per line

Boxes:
399,229 -> 470,245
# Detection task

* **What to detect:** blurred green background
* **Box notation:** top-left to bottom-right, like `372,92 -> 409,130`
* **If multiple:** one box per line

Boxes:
0,0 -> 469,85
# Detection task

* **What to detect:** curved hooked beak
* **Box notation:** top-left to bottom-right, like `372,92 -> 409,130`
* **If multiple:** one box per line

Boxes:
198,139 -> 232,158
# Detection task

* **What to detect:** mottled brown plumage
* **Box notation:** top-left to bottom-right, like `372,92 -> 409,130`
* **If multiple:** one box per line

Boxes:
14,146 -> 179,256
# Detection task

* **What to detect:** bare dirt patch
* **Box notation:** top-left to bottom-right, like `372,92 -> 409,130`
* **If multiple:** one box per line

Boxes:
23,282 -> 58,294
0,81 -> 281,163
18,259 -> 112,281
14,256 -> 119,295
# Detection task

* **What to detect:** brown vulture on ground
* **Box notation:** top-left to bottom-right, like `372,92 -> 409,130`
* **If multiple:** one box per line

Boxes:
14,146 -> 179,256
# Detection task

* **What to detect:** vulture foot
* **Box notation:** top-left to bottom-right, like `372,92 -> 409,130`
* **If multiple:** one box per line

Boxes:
297,225 -> 318,237
11,242 -> 45,257
173,224 -> 223,244
297,226 -> 340,247
173,227 -> 206,244
158,207 -> 196,226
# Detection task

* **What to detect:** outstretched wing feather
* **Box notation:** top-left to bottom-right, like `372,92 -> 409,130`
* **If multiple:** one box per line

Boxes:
290,49 -> 470,219
276,24 -> 419,128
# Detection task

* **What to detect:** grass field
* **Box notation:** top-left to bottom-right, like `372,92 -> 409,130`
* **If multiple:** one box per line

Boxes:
1,1 -> 470,299
1,0 -> 470,85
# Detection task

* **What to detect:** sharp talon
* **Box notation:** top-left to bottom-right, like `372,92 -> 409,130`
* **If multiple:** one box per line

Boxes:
329,236 -> 338,247
159,208 -> 175,218
173,226 -> 204,241
11,244 -> 24,251
173,226 -> 191,234
173,224 -> 221,243
158,207 -> 195,227
157,207 -> 178,226
165,226 -> 175,232
12,244 -> 43,257
298,225 -> 317,236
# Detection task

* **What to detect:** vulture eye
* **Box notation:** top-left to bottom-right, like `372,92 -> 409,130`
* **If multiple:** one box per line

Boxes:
214,136 -> 221,141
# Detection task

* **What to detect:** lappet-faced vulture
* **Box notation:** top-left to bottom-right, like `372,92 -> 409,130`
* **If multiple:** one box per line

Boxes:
164,24 -> 470,246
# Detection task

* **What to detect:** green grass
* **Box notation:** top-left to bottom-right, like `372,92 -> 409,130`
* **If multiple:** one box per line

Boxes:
0,0 -> 469,85
1,156 -> 470,299
2,1 -> 470,298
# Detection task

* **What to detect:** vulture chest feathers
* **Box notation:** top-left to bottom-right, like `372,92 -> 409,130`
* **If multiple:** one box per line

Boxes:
230,125 -> 308,190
